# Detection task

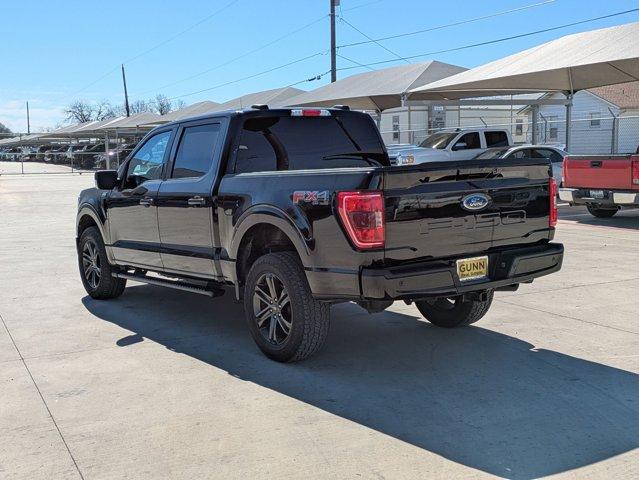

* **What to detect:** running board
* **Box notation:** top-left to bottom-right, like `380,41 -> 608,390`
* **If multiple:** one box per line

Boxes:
113,272 -> 224,297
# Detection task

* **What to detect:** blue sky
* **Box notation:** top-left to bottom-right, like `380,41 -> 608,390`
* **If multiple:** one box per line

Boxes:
1,0 -> 639,132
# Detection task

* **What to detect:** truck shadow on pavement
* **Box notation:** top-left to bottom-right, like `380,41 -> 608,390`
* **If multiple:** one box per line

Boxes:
559,207 -> 639,231
83,286 -> 639,480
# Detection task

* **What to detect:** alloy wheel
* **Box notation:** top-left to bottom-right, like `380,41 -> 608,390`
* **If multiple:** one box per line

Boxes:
82,239 -> 101,289
253,273 -> 292,345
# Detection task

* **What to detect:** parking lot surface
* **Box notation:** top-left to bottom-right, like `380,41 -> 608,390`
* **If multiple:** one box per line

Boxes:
1,173 -> 638,480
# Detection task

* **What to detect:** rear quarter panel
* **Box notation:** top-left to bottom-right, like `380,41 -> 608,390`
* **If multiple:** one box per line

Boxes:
217,168 -> 385,298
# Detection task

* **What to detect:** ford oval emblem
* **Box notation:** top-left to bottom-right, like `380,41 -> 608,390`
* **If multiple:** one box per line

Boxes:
461,193 -> 490,211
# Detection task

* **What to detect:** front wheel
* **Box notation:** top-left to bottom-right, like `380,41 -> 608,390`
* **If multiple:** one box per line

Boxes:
78,226 -> 126,299
586,205 -> 618,218
415,290 -> 494,328
244,252 -> 330,362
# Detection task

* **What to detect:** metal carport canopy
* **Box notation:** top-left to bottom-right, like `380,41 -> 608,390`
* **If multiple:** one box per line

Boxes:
285,61 -> 467,111
144,101 -> 222,126
408,22 -> 639,100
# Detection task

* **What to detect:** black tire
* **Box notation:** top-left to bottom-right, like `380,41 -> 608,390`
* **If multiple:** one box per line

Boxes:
244,252 -> 330,362
586,205 -> 618,218
415,290 -> 494,328
78,226 -> 126,299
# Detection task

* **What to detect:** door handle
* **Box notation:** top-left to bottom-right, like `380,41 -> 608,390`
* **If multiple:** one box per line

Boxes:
139,196 -> 154,207
187,196 -> 206,207
590,161 -> 602,168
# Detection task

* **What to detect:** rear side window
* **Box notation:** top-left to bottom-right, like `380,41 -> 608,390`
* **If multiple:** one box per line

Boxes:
485,131 -> 509,147
531,148 -> 564,163
234,114 -> 387,173
172,123 -> 221,179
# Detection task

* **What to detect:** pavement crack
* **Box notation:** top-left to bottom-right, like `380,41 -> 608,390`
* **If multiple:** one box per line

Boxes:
0,313 -> 85,480
495,298 -> 639,336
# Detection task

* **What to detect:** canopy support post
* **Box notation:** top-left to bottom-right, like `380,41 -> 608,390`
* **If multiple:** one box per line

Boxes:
105,131 -> 110,169
565,92 -> 573,152
531,105 -> 539,144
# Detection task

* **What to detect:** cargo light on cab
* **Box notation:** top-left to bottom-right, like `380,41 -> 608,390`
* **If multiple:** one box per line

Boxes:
290,109 -> 331,117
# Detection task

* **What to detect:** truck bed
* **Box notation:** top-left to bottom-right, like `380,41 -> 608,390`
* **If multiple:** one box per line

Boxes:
563,155 -> 639,190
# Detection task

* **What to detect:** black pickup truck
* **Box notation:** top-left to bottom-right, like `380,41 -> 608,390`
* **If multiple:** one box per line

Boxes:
77,106 -> 563,362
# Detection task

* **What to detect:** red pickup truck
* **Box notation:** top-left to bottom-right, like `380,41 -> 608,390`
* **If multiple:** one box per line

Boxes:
559,154 -> 639,217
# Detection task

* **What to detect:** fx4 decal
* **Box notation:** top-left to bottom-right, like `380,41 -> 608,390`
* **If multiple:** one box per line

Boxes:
292,190 -> 330,206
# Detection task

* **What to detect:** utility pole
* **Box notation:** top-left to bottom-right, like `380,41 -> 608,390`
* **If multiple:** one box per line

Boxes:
26,101 -> 30,134
330,0 -> 338,82
121,64 -> 131,117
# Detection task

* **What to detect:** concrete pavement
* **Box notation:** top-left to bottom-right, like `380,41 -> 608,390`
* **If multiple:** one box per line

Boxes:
1,174 -> 638,479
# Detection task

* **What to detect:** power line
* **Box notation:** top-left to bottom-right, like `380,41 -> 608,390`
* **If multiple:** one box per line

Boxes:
169,51 -> 327,100
124,0 -> 241,64
341,0 -> 386,13
338,16 -> 410,63
337,53 -> 375,71
57,1 -> 241,102
337,7 -> 639,72
136,14 -> 327,96
338,0 -> 556,48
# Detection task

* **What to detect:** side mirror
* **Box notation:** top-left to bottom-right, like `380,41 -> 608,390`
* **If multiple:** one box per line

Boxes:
452,142 -> 467,151
95,170 -> 118,190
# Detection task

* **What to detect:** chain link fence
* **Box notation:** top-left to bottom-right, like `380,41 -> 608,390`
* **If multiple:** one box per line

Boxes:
2,111 -> 638,175
381,113 -> 639,155
0,137 -> 141,175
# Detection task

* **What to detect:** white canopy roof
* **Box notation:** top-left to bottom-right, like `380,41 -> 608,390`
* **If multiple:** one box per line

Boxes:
145,101 -> 222,125
409,22 -> 639,100
286,61 -> 466,111
97,112 -> 162,131
217,87 -> 305,110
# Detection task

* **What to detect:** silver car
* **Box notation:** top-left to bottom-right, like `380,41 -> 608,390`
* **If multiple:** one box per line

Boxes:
474,145 -> 567,185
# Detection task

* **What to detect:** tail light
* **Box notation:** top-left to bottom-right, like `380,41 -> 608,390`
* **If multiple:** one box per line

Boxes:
632,160 -> 639,185
337,191 -> 385,249
549,178 -> 558,228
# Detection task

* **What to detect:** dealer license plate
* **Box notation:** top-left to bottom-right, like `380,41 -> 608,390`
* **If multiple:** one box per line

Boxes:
590,190 -> 605,199
456,256 -> 489,281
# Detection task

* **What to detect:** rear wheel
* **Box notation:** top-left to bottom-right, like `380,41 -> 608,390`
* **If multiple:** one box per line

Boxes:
78,226 -> 126,299
244,252 -> 330,362
586,205 -> 618,218
415,290 -> 493,328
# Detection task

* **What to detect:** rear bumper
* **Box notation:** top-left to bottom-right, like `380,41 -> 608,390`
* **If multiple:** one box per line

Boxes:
359,243 -> 564,300
559,187 -> 639,206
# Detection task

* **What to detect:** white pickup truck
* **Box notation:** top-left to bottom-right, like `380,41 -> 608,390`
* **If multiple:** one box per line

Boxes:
388,128 -> 513,165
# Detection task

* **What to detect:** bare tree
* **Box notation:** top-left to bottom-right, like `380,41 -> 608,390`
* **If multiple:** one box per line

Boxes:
64,101 -> 94,123
94,100 -> 121,121
152,94 -> 173,115
129,99 -> 152,114
0,122 -> 11,134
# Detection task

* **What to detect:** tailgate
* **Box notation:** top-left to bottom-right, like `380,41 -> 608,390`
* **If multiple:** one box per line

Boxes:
383,159 -> 553,262
563,155 -> 638,190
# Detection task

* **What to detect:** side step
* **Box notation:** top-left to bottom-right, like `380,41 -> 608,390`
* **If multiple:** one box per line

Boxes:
113,272 -> 224,297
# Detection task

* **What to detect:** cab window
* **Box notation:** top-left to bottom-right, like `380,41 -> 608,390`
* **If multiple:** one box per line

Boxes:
124,131 -> 171,188
452,132 -> 480,151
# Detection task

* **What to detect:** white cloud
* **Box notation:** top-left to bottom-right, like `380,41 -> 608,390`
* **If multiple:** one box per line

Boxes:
0,100 -> 66,133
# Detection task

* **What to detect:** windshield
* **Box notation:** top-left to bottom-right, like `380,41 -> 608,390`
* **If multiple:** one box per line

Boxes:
475,147 -> 511,160
419,132 -> 458,149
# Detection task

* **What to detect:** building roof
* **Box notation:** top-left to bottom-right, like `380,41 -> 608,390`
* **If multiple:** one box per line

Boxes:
588,81 -> 639,109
